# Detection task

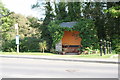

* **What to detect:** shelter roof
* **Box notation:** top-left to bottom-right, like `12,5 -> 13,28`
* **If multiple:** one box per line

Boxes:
60,22 -> 77,28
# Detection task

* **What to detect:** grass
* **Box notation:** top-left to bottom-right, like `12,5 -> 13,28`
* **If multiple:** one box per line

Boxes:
56,53 -> 118,59
0,52 -> 118,59
0,52 -> 56,55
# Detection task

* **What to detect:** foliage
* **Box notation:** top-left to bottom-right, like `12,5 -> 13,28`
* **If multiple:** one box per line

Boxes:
74,18 -> 98,48
81,2 -> 119,53
114,43 -> 120,54
1,7 -> 41,52
27,16 -> 41,28
0,5 -> 40,40
104,5 -> 120,54
48,21 -> 64,47
2,39 -> 16,52
0,2 -> 14,32
0,2 -> 15,51
1,1 -> 119,53
32,2 -> 55,51
39,41 -> 47,53
48,20 -> 73,48
0,2 -> 14,40
112,34 -> 120,54
105,6 -> 120,18
20,37 -> 41,52
84,47 -> 93,54
67,2 -> 82,21
48,18 -> 98,50
10,13 -> 40,39
54,2 -> 67,20
2,37 -> 42,52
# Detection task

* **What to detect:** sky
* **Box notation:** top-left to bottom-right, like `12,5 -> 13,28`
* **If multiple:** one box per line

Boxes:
1,0 -> 45,19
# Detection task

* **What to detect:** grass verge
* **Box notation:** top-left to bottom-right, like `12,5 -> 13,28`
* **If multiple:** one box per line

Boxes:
0,52 -> 55,55
56,53 -> 118,59
0,52 -> 118,59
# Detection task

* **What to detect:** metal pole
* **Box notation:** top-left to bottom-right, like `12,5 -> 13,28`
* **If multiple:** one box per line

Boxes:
103,40 -> 106,55
100,39 -> 103,56
106,41 -> 109,54
100,46 -> 102,56
109,42 -> 112,54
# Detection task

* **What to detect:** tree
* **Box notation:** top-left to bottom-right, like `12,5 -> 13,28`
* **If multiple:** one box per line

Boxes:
106,6 -> 120,18
74,18 -> 98,48
82,2 -> 106,40
54,2 -> 67,21
1,12 -> 41,52
27,16 -> 41,28
54,2 -> 82,21
0,1 -> 12,19
48,21 -> 64,47
10,13 -> 40,38
104,3 -> 120,53
39,41 -> 47,53
32,1 -> 55,51
32,1 -> 119,53
67,2 -> 82,21
0,2 -> 14,51
0,2 -> 14,33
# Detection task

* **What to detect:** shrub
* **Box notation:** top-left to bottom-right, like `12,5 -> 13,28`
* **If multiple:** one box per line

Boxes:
2,39 -> 16,52
39,41 -> 47,53
2,37 -> 42,52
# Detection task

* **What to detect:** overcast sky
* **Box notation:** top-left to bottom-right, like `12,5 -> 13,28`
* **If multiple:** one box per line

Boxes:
1,0 -> 45,19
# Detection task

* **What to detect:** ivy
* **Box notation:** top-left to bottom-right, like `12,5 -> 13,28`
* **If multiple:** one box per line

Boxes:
48,18 -> 99,49
48,21 -> 64,47
74,18 -> 98,48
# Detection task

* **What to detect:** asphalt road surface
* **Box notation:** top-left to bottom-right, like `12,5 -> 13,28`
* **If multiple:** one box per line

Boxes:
0,57 -> 118,78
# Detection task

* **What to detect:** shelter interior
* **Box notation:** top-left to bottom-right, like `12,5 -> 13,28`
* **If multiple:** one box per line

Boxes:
62,31 -> 82,53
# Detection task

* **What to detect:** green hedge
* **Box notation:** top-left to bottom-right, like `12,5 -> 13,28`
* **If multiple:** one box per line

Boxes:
2,37 -> 42,52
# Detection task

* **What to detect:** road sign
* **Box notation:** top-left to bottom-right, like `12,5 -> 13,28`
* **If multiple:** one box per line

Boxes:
16,35 -> 19,45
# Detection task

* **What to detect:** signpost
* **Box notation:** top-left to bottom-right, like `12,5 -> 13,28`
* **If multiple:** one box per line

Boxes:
15,23 -> 19,53
16,35 -> 19,53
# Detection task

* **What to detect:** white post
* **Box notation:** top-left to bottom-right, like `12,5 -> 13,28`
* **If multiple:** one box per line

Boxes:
17,45 -> 19,53
15,23 -> 19,53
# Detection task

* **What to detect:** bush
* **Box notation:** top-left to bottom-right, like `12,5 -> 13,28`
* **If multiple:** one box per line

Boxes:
2,39 -> 16,52
112,34 -> 120,54
20,37 -> 41,52
39,41 -> 47,53
114,43 -> 120,54
2,37 -> 42,52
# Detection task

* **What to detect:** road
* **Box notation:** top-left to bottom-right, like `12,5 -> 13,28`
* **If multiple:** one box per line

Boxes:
0,57 -> 118,78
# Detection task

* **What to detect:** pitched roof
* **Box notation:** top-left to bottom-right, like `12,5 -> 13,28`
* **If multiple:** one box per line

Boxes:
60,22 -> 77,28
